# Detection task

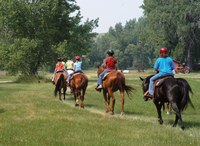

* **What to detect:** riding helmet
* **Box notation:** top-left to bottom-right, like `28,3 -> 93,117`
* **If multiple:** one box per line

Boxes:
57,57 -> 62,61
75,56 -> 81,60
107,49 -> 114,56
160,47 -> 168,54
60,57 -> 65,61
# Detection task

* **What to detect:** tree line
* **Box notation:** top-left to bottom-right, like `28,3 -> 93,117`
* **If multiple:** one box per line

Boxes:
0,0 -> 200,76
89,0 -> 200,70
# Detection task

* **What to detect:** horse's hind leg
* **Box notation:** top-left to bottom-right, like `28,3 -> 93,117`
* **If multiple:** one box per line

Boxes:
120,90 -> 125,115
80,89 -> 85,108
154,100 -> 163,124
108,89 -> 115,114
103,90 -> 112,113
58,88 -> 62,100
171,103 -> 184,130
74,90 -> 79,107
63,87 -> 67,100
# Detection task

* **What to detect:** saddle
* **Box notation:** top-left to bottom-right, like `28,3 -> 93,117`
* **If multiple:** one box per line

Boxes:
102,71 -> 111,80
70,71 -> 83,80
154,75 -> 174,87
102,70 -> 117,80
153,75 -> 174,97
56,70 -> 64,73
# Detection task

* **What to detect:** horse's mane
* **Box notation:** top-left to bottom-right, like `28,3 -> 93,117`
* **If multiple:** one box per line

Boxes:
97,64 -> 106,69
145,74 -> 155,83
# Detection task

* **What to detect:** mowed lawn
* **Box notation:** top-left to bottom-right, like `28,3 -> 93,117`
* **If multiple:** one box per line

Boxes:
0,70 -> 200,146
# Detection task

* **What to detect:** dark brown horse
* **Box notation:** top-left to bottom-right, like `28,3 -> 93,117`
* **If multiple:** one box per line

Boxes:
140,75 -> 194,130
54,71 -> 68,100
97,65 -> 134,115
69,72 -> 88,108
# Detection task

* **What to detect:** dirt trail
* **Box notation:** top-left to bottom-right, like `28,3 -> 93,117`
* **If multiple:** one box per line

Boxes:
62,100 -> 157,124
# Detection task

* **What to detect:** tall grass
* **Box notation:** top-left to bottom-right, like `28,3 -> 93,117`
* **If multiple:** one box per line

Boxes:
0,70 -> 200,146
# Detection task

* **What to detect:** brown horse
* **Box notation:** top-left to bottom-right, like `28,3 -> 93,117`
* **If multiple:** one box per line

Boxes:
97,65 -> 134,115
69,72 -> 88,108
54,71 -> 68,100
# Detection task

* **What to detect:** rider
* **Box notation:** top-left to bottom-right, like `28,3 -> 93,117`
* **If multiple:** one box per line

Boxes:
66,56 -> 82,85
66,57 -> 74,72
144,47 -> 175,99
96,49 -> 117,89
52,57 -> 65,84
61,56 -> 68,75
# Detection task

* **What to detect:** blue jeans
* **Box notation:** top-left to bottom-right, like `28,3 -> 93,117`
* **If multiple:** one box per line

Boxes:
148,73 -> 162,95
67,73 -> 71,83
148,73 -> 173,95
97,69 -> 108,85
67,70 -> 82,83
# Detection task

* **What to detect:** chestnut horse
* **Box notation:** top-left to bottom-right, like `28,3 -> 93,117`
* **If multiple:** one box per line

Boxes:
69,72 -> 88,108
140,75 -> 194,130
97,65 -> 134,115
54,71 -> 68,100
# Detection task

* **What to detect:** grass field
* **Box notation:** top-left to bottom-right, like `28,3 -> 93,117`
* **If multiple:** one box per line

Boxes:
0,70 -> 200,146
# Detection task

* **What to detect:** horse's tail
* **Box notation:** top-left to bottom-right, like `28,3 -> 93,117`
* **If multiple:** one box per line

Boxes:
54,74 -> 64,96
176,78 -> 195,111
123,84 -> 135,98
77,75 -> 88,90
117,72 -> 134,98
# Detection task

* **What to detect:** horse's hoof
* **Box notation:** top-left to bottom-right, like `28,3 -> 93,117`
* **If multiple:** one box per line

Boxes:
106,111 -> 114,115
158,119 -> 163,125
181,126 -> 185,130
120,112 -> 125,116
110,112 -> 114,115
75,104 -> 79,107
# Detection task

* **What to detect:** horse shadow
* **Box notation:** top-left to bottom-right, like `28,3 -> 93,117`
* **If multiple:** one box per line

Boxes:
0,109 -> 6,114
124,111 -> 145,116
165,119 -> 200,129
83,103 -> 95,108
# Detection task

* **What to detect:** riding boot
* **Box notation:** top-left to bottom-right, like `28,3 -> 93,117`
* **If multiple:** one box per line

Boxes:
144,90 -> 153,101
95,84 -> 102,92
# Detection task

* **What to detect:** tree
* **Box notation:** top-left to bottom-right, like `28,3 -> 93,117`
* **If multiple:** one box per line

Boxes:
142,0 -> 200,69
0,0 -> 98,75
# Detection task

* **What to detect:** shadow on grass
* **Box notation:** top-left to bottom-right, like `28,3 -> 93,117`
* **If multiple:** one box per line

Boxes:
124,111 -> 146,116
163,119 -> 200,129
0,109 -> 6,114
84,103 -> 95,108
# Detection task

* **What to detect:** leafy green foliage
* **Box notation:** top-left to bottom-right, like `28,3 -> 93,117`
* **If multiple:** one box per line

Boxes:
90,1 -> 200,70
0,0 -> 98,75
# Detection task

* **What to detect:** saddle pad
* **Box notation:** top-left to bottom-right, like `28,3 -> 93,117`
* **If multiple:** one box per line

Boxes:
155,75 -> 173,87
102,71 -> 111,80
71,72 -> 83,79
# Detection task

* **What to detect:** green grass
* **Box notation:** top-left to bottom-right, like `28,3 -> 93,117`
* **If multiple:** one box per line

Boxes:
0,70 -> 200,146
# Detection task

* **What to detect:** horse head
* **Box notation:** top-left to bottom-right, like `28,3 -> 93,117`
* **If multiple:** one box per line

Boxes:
97,65 -> 105,76
139,75 -> 152,94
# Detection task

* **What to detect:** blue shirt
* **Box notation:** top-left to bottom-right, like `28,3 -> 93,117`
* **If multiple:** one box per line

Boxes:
154,57 -> 175,75
74,61 -> 82,72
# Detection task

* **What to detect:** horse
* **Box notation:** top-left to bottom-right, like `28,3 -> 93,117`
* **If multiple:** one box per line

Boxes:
140,75 -> 194,130
69,72 -> 88,108
163,102 -> 172,115
97,65 -> 134,115
54,71 -> 68,100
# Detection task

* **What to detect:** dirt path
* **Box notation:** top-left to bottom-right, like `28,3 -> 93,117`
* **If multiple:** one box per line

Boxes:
62,100 -> 158,124
0,81 -> 13,83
